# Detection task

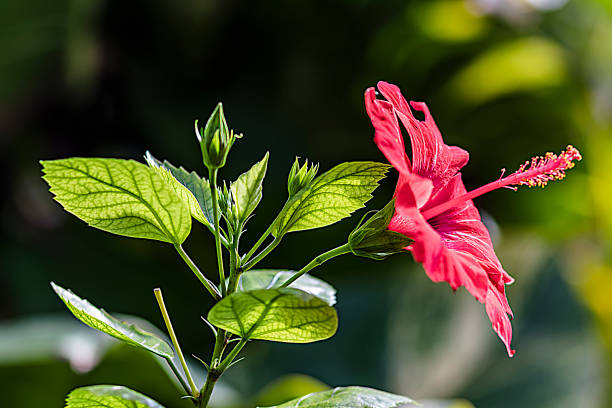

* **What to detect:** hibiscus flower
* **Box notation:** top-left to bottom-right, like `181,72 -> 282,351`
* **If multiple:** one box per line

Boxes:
365,81 -> 581,357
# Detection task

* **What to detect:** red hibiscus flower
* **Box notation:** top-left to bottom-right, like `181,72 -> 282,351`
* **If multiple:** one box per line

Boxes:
365,81 -> 581,357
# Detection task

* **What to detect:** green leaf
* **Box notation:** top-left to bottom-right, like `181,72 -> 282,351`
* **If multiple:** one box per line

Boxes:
51,282 -> 174,359
273,162 -> 390,237
238,270 -> 336,306
348,200 -> 412,260
145,152 -> 215,228
41,158 -> 191,244
207,288 -> 337,343
66,385 -> 165,408
230,152 -> 269,224
260,386 -> 416,408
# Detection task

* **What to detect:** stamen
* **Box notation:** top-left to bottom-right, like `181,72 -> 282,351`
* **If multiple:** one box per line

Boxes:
421,145 -> 581,220
508,145 -> 581,188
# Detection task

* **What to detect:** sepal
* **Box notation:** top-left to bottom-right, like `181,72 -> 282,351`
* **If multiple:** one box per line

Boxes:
287,157 -> 319,197
348,199 -> 412,260
196,103 -> 241,169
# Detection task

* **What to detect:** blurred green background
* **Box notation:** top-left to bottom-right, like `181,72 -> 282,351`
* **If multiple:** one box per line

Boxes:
2,0 -> 612,407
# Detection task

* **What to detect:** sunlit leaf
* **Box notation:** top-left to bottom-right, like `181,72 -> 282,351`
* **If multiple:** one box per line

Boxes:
231,152 -> 269,224
207,288 -> 337,343
259,386 -> 416,408
238,270 -> 336,306
41,157 -> 191,244
145,151 -> 215,228
51,282 -> 174,359
273,162 -> 389,237
65,385 -> 165,408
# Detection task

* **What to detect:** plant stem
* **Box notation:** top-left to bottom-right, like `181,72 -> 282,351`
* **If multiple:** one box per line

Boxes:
243,222 -> 275,263
242,235 -> 282,272
199,227 -> 245,407
209,168 -> 226,296
280,243 -> 351,288
154,288 -> 200,399
175,244 -> 221,301
217,338 -> 248,371
227,239 -> 241,294
166,356 -> 192,397
198,329 -> 225,407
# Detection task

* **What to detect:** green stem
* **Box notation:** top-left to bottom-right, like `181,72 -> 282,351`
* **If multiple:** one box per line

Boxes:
280,243 -> 351,288
242,235 -> 282,272
227,241 -> 241,294
199,227 -> 244,407
165,357 -> 192,398
175,244 -> 221,301
217,338 -> 248,371
243,222 -> 275,263
154,288 -> 200,399
209,168 -> 226,296
199,321 -> 226,407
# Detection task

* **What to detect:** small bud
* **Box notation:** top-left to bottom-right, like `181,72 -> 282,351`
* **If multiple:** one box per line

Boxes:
198,103 -> 239,169
287,157 -> 319,197
348,200 -> 412,260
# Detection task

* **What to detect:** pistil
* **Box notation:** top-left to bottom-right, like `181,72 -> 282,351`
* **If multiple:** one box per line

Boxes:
421,145 -> 581,220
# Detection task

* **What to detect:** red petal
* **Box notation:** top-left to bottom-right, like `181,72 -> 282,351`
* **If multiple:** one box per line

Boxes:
486,286 -> 515,357
377,81 -> 469,192
390,175 -> 490,303
364,87 -> 411,175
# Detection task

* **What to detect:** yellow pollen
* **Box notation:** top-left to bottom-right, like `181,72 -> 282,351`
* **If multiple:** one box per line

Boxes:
511,145 -> 581,188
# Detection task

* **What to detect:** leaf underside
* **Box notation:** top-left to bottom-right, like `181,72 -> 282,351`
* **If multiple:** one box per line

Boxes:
51,282 -> 174,359
65,385 -> 165,408
260,386 -> 416,408
208,288 -> 338,343
273,161 -> 390,237
41,157 -> 191,244
238,270 -> 336,306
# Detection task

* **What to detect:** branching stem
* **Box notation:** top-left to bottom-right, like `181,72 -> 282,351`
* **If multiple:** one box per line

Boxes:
280,243 -> 351,288
174,244 -> 221,301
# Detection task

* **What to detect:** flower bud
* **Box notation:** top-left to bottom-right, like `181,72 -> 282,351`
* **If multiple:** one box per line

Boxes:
348,200 -> 412,260
287,158 -> 319,197
196,103 -> 241,169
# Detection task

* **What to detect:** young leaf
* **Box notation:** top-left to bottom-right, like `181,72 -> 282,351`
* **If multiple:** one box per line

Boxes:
259,386 -> 416,408
51,282 -> 174,359
273,162 -> 390,237
145,152 -> 216,228
238,270 -> 336,306
65,385 -> 165,408
230,152 -> 269,224
41,158 -> 191,244
207,288 -> 337,343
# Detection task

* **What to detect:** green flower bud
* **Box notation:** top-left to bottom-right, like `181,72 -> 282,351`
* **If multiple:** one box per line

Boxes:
348,200 -> 412,260
287,157 -> 319,197
196,103 -> 241,169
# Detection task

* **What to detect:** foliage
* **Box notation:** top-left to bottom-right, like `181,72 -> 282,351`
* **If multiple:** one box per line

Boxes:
40,106 -> 416,407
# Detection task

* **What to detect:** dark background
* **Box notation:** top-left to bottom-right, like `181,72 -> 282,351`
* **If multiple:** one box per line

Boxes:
2,0 -> 612,407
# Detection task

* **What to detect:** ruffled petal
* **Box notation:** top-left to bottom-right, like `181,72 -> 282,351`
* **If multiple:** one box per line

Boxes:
364,87 -> 411,175
390,175 -> 489,302
427,175 -> 514,290
486,286 -> 515,357
395,172 -> 433,211
377,81 -> 469,191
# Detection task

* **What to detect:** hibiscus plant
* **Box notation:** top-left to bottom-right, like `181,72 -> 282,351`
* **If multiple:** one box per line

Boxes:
41,82 -> 581,408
